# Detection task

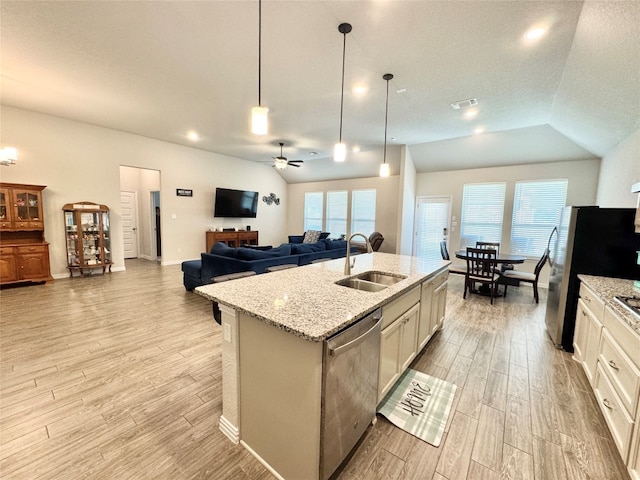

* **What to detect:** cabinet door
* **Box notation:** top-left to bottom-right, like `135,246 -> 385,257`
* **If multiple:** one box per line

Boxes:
399,304 -> 420,371
431,281 -> 448,333
379,319 -> 403,401
584,307 -> 603,385
418,280 -> 435,350
0,188 -> 13,228
13,189 -> 43,226
573,299 -> 589,364
0,248 -> 18,283
17,252 -> 48,280
101,211 -> 111,264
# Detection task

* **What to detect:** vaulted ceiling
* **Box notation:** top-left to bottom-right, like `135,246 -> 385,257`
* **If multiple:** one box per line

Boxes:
1,1 -> 639,183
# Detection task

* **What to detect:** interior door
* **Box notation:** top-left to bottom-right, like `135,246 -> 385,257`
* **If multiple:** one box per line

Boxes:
413,196 -> 452,261
120,191 -> 138,259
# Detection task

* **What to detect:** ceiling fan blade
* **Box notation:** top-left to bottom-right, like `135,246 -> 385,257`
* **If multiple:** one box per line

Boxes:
288,160 -> 303,164
288,162 -> 301,167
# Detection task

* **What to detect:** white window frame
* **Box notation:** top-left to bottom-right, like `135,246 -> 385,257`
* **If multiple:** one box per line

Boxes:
459,182 -> 506,250
303,192 -> 324,232
350,189 -> 376,238
326,190 -> 348,238
510,179 -> 568,257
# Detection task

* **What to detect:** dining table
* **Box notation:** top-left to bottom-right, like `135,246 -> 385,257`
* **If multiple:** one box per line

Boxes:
454,250 -> 527,296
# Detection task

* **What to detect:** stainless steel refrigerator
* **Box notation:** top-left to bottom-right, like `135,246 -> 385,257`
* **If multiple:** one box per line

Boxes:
544,206 -> 640,351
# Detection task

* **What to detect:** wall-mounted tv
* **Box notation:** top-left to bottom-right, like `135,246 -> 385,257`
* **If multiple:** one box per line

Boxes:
214,187 -> 259,218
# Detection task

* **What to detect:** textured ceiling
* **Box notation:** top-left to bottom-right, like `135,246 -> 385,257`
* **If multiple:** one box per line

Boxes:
1,1 -> 638,183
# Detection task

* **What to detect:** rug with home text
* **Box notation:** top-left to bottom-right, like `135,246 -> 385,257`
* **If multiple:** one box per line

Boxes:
377,369 -> 457,447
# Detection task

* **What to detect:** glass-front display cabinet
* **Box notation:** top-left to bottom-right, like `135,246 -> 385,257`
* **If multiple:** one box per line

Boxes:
63,202 -> 112,276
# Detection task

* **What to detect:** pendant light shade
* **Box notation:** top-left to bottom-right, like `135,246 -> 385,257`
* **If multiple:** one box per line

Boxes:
380,73 -> 393,177
334,23 -> 352,162
251,0 -> 268,135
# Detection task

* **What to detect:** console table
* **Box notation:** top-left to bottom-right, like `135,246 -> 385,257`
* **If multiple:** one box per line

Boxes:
206,230 -> 258,251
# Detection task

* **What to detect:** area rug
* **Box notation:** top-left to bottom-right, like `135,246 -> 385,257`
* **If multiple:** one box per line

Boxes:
377,369 -> 457,447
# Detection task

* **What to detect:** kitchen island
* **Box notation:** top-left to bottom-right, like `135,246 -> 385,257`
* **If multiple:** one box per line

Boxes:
196,252 -> 450,480
575,275 -> 640,480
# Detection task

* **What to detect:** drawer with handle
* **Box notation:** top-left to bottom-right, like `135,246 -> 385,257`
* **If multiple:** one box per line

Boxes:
16,245 -> 47,254
579,283 -> 605,323
594,363 -> 634,461
599,328 -> 640,417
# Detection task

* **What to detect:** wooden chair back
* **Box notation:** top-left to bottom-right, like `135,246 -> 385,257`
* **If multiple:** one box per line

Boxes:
465,247 -> 498,280
476,241 -> 500,254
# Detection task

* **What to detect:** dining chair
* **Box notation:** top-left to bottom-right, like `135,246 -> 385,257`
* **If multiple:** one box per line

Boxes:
500,248 -> 549,303
439,241 -> 466,275
463,247 -> 500,304
476,241 -> 500,253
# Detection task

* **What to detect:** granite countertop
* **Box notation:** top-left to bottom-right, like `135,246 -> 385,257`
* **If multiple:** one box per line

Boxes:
196,252 -> 450,342
578,274 -> 640,335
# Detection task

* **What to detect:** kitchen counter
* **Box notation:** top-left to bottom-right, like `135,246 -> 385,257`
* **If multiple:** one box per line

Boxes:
578,274 -> 640,335
196,252 -> 450,342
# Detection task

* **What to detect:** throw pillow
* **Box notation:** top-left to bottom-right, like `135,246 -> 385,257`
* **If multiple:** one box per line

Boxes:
303,230 -> 322,243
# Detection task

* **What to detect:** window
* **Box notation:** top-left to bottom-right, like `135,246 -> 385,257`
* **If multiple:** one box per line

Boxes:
303,192 -> 323,231
460,183 -> 506,249
510,179 -> 568,256
351,189 -> 376,237
326,191 -> 348,237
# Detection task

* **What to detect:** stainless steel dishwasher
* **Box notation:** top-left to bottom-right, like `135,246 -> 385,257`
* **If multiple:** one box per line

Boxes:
320,308 -> 382,480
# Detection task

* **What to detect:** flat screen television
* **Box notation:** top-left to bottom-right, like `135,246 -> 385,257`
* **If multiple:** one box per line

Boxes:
214,187 -> 259,218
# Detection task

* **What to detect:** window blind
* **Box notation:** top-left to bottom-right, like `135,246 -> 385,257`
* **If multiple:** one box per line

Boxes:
303,192 -> 323,231
510,179 -> 568,256
350,189 -> 376,237
460,183 -> 506,249
326,191 -> 348,237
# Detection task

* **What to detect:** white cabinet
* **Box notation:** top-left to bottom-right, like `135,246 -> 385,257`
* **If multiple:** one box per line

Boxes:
574,279 -> 640,478
379,303 -> 420,401
418,269 -> 448,351
574,284 -> 605,385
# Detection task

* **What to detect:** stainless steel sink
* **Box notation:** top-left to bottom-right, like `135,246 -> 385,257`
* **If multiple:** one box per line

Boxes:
335,271 -> 407,292
353,271 -> 407,286
336,278 -> 388,292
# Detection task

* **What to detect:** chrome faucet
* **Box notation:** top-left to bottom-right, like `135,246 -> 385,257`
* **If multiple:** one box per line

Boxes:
344,232 -> 373,275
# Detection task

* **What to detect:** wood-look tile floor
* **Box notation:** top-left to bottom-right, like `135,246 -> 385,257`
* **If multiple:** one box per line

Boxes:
0,260 -> 630,480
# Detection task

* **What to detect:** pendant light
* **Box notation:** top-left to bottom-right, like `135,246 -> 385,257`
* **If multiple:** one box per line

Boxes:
251,0 -> 268,135
379,73 -> 393,177
334,23 -> 352,162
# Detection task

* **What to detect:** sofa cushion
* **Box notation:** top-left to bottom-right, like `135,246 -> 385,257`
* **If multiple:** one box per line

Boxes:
236,243 -> 292,260
291,241 -> 326,254
210,241 -> 239,258
323,239 -> 348,250
303,230 -> 322,243
181,259 -> 202,277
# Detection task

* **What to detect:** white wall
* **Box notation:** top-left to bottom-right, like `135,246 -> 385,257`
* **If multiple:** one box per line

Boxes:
416,159 -> 601,283
287,176 -> 399,253
396,146 -> 417,255
0,106 -> 288,277
596,127 -> 640,207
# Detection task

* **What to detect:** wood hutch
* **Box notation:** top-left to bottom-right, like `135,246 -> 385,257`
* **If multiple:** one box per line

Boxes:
206,230 -> 258,252
0,182 -> 53,286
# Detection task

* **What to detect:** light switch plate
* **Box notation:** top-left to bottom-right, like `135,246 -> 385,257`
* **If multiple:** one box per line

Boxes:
223,323 -> 232,343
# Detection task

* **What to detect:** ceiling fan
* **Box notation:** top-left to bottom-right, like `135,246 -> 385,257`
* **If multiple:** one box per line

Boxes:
272,142 -> 303,170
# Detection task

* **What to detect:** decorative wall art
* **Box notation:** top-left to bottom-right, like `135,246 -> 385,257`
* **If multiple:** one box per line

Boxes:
262,193 -> 280,205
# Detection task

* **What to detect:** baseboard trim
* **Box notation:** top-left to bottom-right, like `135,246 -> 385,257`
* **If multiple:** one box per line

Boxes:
240,440 -> 286,480
219,415 -> 240,444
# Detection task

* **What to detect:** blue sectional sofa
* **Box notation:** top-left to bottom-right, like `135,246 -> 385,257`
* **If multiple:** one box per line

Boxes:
181,239 -> 356,291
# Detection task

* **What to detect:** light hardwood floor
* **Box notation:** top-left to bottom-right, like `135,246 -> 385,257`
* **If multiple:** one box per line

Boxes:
0,260 -> 630,480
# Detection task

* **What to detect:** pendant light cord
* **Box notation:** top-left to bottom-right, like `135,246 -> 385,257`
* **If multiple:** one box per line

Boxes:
382,73 -> 393,164
258,0 -> 262,107
338,30 -> 346,143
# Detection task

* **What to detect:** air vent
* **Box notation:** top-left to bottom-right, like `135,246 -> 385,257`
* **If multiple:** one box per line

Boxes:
451,98 -> 478,109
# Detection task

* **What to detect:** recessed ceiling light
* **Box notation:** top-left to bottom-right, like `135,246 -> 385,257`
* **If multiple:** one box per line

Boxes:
307,151 -> 318,156
396,88 -> 407,94
186,131 -> 200,141
352,145 -> 361,153
463,108 -> 478,119
474,127 -> 485,134
524,26 -> 547,42
352,84 -> 368,96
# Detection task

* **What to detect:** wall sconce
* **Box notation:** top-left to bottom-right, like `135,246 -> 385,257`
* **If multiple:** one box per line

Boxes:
0,147 -> 18,166
262,193 -> 280,205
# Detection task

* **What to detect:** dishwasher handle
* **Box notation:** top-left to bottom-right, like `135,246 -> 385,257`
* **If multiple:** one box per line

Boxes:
328,315 -> 382,357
